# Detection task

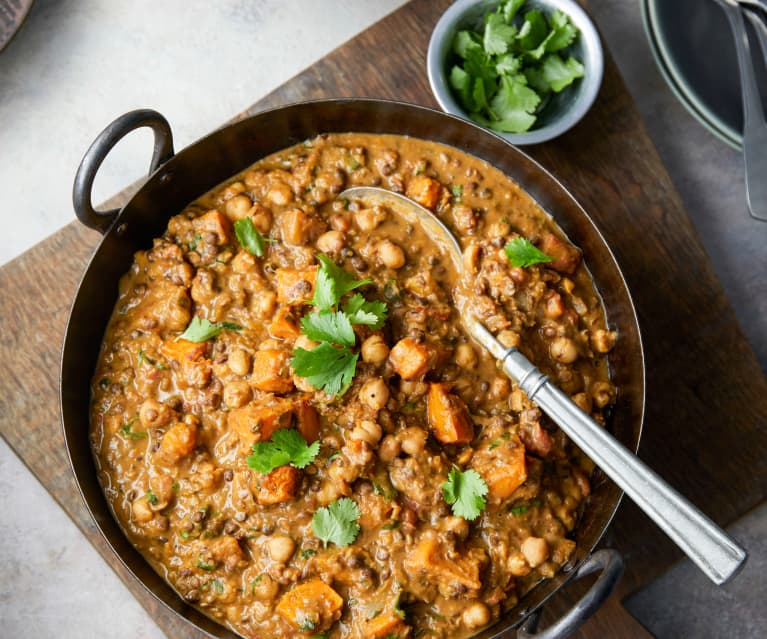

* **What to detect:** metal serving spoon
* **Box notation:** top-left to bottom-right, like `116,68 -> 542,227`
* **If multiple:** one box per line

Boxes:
713,0 -> 767,221
340,186 -> 748,585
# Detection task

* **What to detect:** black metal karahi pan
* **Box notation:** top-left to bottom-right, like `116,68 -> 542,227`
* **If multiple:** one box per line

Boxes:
61,99 -> 645,639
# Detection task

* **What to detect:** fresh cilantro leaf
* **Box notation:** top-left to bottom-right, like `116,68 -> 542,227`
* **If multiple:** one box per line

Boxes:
546,10 -> 578,52
442,466 -> 488,521
301,548 -> 318,559
451,184 -> 464,201
495,53 -> 521,75
312,254 -> 371,310
540,53 -> 584,92
501,0 -> 525,22
510,503 -> 530,516
291,343 -> 358,396
453,30 -> 482,59
504,237 -> 552,267
178,316 -> 241,342
342,294 -> 388,329
300,310 -> 356,346
484,11 -> 516,56
145,490 -> 158,505
517,10 -> 548,50
449,65 -> 474,111
234,217 -> 269,257
247,429 -> 320,474
311,497 -> 361,547
489,74 -> 540,133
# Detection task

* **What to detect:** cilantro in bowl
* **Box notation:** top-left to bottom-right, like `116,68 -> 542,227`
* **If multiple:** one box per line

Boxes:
448,0 -> 585,133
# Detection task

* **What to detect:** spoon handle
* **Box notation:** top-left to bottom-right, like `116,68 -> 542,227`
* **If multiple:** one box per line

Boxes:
499,346 -> 748,585
721,1 -> 767,221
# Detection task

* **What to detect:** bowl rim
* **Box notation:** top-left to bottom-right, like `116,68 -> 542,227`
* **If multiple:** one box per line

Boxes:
427,0 -> 605,145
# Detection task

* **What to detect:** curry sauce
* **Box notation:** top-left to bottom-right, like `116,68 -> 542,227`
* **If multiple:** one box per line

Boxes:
90,133 -> 616,638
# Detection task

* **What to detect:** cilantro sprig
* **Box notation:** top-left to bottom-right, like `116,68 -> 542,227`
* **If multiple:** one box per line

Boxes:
504,237 -> 552,267
311,497 -> 361,547
234,217 -> 273,257
442,466 -> 489,521
448,0 -> 584,133
291,256 -> 387,396
247,429 -> 320,474
178,316 -> 243,342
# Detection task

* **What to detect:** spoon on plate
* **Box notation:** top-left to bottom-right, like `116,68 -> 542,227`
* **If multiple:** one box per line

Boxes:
713,0 -> 767,221
340,185 -> 748,585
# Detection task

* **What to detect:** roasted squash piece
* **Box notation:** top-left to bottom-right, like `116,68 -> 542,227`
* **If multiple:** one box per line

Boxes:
406,175 -> 443,211
366,612 -> 411,638
227,396 -> 294,447
268,306 -> 300,340
539,232 -> 581,275
293,398 -> 321,443
471,434 -> 527,500
193,209 -> 232,245
403,530 -> 485,599
389,337 -> 433,380
427,383 -> 474,444
275,266 -> 318,305
250,349 -> 294,393
276,578 -> 343,632
255,465 -> 302,505
157,421 -> 197,465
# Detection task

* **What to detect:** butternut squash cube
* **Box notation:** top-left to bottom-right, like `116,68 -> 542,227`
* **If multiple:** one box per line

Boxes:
406,175 -> 443,211
255,465 -> 302,505
389,337 -> 433,380
471,434 -> 527,500
227,396 -> 294,447
427,383 -> 474,444
250,349 -> 294,393
275,266 -> 318,305
276,578 -> 343,632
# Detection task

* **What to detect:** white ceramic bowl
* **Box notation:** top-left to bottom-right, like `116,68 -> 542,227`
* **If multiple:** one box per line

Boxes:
427,0 -> 604,145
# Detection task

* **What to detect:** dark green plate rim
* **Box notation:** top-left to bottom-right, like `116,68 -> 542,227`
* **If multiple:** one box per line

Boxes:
641,0 -> 742,151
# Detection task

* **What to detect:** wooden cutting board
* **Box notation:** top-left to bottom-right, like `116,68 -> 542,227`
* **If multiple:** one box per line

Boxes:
2,0 -> 765,637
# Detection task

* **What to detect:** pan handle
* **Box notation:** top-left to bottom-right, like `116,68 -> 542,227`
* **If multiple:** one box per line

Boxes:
516,549 -> 624,639
72,109 -> 174,233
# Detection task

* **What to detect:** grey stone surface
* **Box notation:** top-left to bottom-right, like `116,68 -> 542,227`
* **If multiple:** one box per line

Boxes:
0,0 -> 764,638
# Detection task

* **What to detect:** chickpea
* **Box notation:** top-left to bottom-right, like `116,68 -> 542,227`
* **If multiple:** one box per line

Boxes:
132,497 -> 154,523
462,243 -> 481,274
507,551 -> 531,577
462,602 -> 490,630
590,328 -> 617,354
442,516 -> 469,540
571,391 -> 593,413
359,378 -> 389,411
361,335 -> 389,364
520,536 -> 550,568
266,534 -> 296,563
454,342 -> 477,369
378,435 -> 401,462
591,381 -> 616,409
488,375 -> 511,401
316,230 -> 345,254
228,349 -> 251,376
377,239 -> 406,269
399,426 -> 427,456
355,206 -> 386,232
223,380 -> 252,408
225,194 -> 253,220
497,330 -> 520,348
266,181 -> 292,206
250,204 -> 273,234
294,334 -> 319,352
252,573 -> 280,601
349,420 -> 383,446
550,336 -> 579,364
250,290 -> 277,320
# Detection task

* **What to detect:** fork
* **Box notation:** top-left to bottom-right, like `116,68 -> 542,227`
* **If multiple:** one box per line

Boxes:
714,0 -> 767,221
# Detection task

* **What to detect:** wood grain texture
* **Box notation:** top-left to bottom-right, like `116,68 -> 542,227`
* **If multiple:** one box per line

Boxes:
1,0 -> 765,637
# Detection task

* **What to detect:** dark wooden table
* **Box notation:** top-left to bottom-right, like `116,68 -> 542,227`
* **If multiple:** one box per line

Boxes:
1,1 -> 765,637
